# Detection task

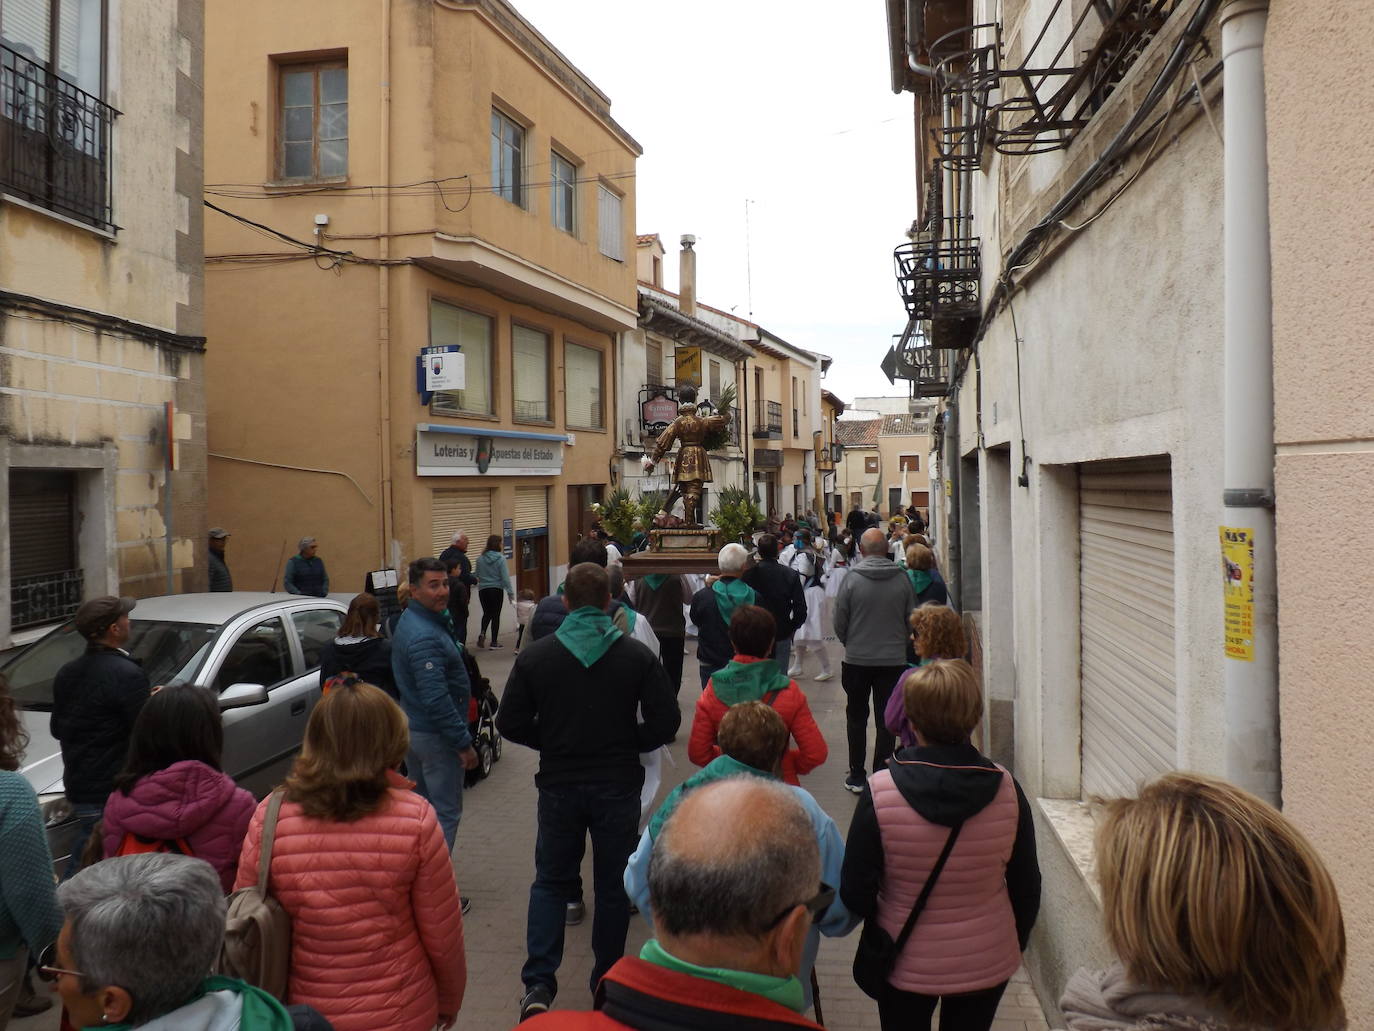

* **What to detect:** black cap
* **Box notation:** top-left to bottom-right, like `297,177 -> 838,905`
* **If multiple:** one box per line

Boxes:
74,596 -> 136,640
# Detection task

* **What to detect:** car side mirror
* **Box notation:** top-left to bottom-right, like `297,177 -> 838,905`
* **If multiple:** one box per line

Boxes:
218,683 -> 269,710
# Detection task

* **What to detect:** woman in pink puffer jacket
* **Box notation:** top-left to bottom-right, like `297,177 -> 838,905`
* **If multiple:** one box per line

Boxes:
235,680 -> 466,1031
101,684 -> 255,890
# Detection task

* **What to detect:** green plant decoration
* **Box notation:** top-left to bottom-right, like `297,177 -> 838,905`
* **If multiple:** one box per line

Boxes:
589,488 -> 639,545
701,381 -> 737,452
709,485 -> 763,544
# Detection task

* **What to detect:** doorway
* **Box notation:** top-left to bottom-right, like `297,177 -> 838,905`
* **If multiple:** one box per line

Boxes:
517,533 -> 549,599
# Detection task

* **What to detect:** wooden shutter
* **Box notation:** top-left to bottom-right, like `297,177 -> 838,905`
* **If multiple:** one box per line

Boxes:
430,489 -> 492,557
9,470 -> 76,578
1079,457 -> 1176,798
598,184 -> 622,259
514,486 -> 547,531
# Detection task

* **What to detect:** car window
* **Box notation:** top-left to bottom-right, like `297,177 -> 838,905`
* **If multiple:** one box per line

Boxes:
291,608 -> 342,670
213,618 -> 291,693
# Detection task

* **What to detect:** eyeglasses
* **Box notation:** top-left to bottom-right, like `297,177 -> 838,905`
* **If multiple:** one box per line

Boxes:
764,883 -> 836,931
36,941 -> 84,983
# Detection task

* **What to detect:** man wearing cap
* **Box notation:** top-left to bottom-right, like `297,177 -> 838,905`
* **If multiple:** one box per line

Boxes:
284,537 -> 329,597
51,597 -> 152,875
208,528 -> 232,592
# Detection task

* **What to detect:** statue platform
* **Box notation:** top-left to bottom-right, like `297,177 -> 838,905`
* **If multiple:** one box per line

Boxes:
620,528 -> 723,576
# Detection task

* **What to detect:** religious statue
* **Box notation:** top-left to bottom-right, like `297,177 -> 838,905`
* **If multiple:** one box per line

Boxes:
641,385 -> 731,527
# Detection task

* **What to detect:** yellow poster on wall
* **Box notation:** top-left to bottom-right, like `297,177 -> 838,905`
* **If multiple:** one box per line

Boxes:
1219,526 -> 1255,662
674,347 -> 702,388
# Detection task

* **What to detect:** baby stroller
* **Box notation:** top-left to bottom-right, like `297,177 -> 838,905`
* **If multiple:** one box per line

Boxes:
463,649 -> 502,785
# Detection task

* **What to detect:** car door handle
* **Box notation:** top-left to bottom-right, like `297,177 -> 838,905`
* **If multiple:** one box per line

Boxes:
290,700 -> 307,716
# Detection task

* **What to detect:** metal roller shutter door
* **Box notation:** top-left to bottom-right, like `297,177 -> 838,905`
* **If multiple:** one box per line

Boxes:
431,490 -> 493,557
514,486 -> 547,531
1079,458 -> 1176,799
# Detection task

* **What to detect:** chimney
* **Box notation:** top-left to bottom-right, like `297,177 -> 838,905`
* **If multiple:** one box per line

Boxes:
679,234 -> 697,316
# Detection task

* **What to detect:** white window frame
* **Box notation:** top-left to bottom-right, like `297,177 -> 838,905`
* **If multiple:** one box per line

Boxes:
564,341 -> 605,430
429,300 -> 494,417
491,108 -> 525,207
512,324 -> 551,424
597,183 -> 623,260
550,150 -> 577,234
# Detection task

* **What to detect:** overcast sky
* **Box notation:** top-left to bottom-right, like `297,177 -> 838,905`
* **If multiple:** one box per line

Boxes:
509,0 -> 917,407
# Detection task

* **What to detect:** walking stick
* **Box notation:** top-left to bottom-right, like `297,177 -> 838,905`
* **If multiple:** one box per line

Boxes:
270,538 -> 287,592
810,968 -> 824,1027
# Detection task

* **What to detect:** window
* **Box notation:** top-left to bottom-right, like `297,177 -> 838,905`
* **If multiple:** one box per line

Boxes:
8,469 -> 81,630
597,183 -> 622,260
709,360 -> 721,403
291,609 -> 342,670
551,150 -> 576,233
645,337 -> 663,386
491,109 -> 524,206
513,325 -> 551,422
899,455 -> 920,472
0,0 -> 113,227
865,456 -> 879,473
279,62 -> 347,180
214,619 -> 290,692
430,301 -> 493,417
564,342 -> 604,429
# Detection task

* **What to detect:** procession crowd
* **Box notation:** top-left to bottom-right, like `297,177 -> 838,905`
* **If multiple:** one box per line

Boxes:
0,515 -> 1349,1031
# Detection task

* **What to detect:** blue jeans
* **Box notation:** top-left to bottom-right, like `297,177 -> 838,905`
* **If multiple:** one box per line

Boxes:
407,730 -> 464,852
523,781 -> 640,998
62,802 -> 106,881
772,638 -> 792,673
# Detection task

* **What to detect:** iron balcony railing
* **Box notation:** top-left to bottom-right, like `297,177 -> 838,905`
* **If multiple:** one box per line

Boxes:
11,568 -> 83,630
752,399 -> 783,438
894,216 -> 980,325
0,43 -> 117,230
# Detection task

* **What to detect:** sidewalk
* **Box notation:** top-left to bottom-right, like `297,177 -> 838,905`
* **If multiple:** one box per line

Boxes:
15,634 -> 1053,1031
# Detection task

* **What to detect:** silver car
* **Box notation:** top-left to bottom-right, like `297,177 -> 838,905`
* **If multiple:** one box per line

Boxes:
3,592 -> 347,866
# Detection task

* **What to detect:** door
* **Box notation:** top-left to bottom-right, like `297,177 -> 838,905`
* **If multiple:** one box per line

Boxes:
566,484 -> 602,549
215,615 -> 307,796
517,535 -> 548,598
1079,457 -> 1176,798
887,487 -> 902,518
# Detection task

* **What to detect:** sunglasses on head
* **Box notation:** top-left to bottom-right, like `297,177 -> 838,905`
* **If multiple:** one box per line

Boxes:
764,883 -> 836,931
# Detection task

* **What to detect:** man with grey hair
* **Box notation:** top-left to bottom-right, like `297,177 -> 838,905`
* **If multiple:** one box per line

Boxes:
50,853 -> 316,1029
524,778 -> 826,1029
687,543 -> 756,690
833,527 -> 917,794
283,537 -> 329,597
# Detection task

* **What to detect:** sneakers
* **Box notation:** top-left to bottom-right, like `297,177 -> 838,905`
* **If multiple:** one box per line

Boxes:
519,985 -> 554,1022
814,670 -> 834,682
786,667 -> 802,679
565,899 -> 585,925
489,641 -> 504,649
476,634 -> 486,649
460,896 -> 472,915
844,769 -> 866,794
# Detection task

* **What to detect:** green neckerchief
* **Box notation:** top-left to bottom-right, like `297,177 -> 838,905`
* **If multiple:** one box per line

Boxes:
907,568 -> 932,596
555,606 -> 623,668
621,604 -> 638,633
639,939 -> 805,1013
642,573 -> 669,592
442,608 -> 463,647
648,755 -> 776,839
94,976 -> 294,1031
712,578 -> 756,625
710,657 -> 790,706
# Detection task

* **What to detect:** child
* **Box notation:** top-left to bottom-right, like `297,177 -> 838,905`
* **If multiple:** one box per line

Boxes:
514,588 -> 537,652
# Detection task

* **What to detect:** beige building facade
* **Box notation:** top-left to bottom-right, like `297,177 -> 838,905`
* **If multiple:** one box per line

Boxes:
203,0 -> 639,598
0,0 -> 206,647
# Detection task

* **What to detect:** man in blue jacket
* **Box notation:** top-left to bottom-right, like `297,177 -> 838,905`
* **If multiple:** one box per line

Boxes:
391,557 -> 478,864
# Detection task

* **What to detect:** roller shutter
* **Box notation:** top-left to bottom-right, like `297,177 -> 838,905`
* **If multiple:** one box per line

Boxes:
431,489 -> 492,557
1078,457 -> 1176,798
9,470 -> 76,578
514,486 -> 547,532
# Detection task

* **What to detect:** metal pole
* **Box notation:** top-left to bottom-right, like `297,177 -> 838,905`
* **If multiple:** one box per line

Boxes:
1220,0 -> 1279,804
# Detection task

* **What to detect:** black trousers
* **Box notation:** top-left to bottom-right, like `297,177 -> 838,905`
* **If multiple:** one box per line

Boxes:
841,662 -> 906,773
877,980 -> 1008,1031
478,587 -> 504,638
658,636 -> 686,697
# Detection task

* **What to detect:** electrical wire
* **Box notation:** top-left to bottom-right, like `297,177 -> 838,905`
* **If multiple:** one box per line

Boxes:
203,200 -> 411,267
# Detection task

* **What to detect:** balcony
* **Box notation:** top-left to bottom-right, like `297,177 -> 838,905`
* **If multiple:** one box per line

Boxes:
0,45 -> 117,231
11,568 -> 83,631
894,216 -> 980,350
753,399 -> 783,440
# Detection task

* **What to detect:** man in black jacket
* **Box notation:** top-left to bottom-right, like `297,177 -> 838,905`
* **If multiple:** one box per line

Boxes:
741,534 -> 806,675
529,538 -> 627,641
438,533 -> 476,643
51,596 -> 151,875
497,563 -> 679,1021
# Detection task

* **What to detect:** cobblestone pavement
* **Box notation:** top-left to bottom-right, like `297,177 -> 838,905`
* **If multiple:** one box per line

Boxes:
15,634 -> 1053,1031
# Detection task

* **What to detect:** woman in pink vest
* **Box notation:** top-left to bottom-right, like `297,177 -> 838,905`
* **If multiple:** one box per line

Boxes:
840,659 -> 1040,1031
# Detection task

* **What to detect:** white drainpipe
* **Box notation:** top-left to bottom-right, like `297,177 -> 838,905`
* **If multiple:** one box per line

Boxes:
1220,0 -> 1279,804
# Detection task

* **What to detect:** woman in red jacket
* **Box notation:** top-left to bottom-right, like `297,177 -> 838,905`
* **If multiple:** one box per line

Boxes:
688,605 -> 827,785
235,680 -> 466,1031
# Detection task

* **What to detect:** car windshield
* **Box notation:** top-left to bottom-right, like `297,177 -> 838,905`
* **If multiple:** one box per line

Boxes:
4,619 -> 218,710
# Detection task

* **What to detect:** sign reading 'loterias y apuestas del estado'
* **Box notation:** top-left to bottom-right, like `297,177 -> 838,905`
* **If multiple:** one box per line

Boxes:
416,425 -> 567,477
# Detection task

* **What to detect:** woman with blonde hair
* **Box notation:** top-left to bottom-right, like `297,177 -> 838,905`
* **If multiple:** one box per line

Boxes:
904,543 -> 948,608
885,605 -> 968,749
842,659 -> 1040,1031
235,681 -> 466,1031
1061,772 -> 1346,1031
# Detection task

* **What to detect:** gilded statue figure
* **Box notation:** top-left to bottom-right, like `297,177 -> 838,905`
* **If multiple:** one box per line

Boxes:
642,385 -> 730,527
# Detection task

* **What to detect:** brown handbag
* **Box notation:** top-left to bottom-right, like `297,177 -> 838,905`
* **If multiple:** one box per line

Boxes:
218,791 -> 292,1000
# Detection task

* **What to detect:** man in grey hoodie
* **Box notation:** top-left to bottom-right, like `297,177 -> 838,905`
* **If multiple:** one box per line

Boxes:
833,528 -> 917,793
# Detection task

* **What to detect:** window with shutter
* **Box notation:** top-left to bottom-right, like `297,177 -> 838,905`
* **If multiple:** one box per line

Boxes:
429,301 -> 492,417
709,360 -> 721,403
8,469 -> 82,630
431,490 -> 493,557
645,337 -> 663,387
564,342 -> 603,429
513,325 -> 550,422
597,184 -> 622,260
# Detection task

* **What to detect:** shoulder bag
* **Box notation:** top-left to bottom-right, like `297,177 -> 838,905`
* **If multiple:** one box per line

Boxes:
219,790 -> 292,1000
